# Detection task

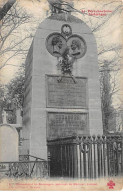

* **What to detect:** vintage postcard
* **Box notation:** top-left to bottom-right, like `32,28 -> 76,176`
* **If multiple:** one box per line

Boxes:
0,0 -> 123,191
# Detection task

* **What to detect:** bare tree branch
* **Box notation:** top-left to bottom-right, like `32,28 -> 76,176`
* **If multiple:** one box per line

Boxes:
0,0 -> 16,20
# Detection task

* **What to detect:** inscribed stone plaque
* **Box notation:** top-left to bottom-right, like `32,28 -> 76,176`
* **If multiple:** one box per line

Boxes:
47,112 -> 88,139
46,75 -> 87,108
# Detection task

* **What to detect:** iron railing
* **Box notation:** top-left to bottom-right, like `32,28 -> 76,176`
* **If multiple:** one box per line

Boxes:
0,155 -> 48,179
47,135 -> 123,179
0,135 -> 122,179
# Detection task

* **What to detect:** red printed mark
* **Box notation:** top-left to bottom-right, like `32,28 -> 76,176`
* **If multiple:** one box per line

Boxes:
107,180 -> 115,189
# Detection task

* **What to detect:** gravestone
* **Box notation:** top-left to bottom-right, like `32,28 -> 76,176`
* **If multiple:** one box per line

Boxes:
0,124 -> 19,162
22,12 -> 103,160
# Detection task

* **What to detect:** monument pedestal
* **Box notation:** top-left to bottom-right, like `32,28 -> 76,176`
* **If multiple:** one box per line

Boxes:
22,13 -> 103,160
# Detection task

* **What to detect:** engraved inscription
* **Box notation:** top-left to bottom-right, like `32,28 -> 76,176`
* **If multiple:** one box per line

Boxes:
47,112 -> 87,138
46,76 -> 87,108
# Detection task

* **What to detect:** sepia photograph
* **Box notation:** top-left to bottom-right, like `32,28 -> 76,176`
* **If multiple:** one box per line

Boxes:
0,0 -> 123,191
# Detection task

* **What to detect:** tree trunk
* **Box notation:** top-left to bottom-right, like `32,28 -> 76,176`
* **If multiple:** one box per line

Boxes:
0,0 -> 16,20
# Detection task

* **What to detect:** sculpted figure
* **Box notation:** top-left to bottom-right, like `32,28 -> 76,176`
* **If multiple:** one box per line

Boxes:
70,39 -> 81,57
52,36 -> 62,55
46,25 -> 87,83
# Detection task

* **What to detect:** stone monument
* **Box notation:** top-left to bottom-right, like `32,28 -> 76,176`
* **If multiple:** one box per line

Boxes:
22,12 -> 103,160
0,124 -> 19,162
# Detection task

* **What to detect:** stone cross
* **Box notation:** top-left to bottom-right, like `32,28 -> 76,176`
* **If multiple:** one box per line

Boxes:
2,110 -> 8,124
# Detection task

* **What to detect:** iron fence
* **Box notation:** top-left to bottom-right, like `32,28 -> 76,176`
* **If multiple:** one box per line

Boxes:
0,157 -> 48,179
0,135 -> 122,179
47,135 -> 123,179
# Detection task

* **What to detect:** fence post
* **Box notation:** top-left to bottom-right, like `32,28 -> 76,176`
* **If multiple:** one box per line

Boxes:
77,143 -> 80,178
73,143 -> 78,178
47,151 -> 50,177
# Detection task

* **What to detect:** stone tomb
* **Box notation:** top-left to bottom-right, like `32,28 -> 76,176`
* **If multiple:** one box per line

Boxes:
0,124 -> 19,162
22,13 -> 103,160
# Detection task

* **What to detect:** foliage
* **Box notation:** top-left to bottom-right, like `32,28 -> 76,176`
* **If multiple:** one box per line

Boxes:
0,85 -> 5,123
5,64 -> 25,110
100,61 -> 118,134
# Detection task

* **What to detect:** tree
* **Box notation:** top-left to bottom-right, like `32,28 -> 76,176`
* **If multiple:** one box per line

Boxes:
0,2 -> 32,70
0,0 -> 16,20
0,85 -> 5,123
3,63 -> 25,110
100,61 -> 119,134
0,64 -> 25,124
0,0 -> 41,21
